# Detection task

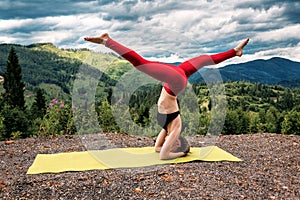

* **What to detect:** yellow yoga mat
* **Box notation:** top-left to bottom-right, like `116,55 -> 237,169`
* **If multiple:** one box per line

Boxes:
27,146 -> 242,174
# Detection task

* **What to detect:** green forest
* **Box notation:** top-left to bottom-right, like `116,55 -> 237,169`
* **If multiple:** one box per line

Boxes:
0,43 -> 299,140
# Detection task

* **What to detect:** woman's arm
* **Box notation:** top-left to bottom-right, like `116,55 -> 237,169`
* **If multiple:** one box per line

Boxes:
159,116 -> 185,160
155,129 -> 167,152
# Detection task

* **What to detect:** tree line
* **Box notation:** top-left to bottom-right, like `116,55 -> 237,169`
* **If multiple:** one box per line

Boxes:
0,47 -> 299,140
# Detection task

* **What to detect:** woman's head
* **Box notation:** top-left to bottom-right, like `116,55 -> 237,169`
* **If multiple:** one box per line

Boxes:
172,136 -> 190,154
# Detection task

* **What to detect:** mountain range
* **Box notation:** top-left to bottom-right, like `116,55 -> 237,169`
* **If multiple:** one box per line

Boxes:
189,57 -> 300,87
1,43 -> 300,94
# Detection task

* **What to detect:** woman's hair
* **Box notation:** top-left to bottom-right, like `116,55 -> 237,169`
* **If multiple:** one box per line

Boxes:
174,136 -> 190,154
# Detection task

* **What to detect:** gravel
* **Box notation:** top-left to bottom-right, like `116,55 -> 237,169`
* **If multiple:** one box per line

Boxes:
1,133 -> 299,199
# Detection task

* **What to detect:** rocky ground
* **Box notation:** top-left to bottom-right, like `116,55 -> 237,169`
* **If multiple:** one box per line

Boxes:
0,133 -> 299,199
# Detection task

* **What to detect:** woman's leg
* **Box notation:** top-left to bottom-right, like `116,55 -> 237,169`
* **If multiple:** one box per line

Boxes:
85,34 -> 188,96
105,36 -> 186,82
178,38 -> 249,77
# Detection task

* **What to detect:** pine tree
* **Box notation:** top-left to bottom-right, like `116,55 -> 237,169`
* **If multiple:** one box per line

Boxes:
31,88 -> 47,119
1,47 -> 28,139
3,47 -> 25,110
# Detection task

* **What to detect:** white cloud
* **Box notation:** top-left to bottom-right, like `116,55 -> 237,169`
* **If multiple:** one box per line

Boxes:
0,36 -> 16,43
253,43 -> 300,62
253,24 -> 300,42
146,53 -> 185,63
0,0 -> 299,65
0,18 -> 33,30
29,30 -> 74,44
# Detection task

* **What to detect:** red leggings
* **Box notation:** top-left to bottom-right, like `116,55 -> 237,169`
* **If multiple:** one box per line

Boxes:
106,38 -> 236,96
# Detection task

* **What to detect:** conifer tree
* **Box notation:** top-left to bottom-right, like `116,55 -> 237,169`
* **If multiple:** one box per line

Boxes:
31,88 -> 47,119
3,47 -> 25,110
1,47 -> 28,139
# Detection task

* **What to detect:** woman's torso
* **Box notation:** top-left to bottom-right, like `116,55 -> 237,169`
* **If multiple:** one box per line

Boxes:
157,87 -> 179,114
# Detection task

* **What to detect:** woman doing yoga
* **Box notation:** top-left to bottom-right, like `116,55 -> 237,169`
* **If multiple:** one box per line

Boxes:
84,33 -> 249,160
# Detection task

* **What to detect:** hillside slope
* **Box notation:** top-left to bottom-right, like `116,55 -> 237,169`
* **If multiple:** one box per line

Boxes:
0,43 -> 131,102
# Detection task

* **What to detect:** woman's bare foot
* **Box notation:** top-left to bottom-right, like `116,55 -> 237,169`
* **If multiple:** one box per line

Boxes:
234,38 -> 249,57
84,33 -> 109,45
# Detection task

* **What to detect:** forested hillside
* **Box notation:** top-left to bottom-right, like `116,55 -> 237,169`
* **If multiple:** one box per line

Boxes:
0,43 -> 130,99
0,43 -> 299,140
127,81 -> 300,136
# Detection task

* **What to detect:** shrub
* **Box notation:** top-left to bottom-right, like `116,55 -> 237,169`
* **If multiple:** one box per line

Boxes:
38,99 -> 76,136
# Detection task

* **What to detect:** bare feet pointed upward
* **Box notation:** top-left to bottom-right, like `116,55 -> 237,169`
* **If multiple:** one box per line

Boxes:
234,38 -> 250,57
84,33 -> 109,45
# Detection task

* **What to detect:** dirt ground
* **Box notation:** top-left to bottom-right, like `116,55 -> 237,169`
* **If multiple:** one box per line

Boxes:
1,133 -> 299,199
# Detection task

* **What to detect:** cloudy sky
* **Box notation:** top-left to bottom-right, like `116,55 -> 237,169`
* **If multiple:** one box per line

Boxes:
1,0 -> 300,66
